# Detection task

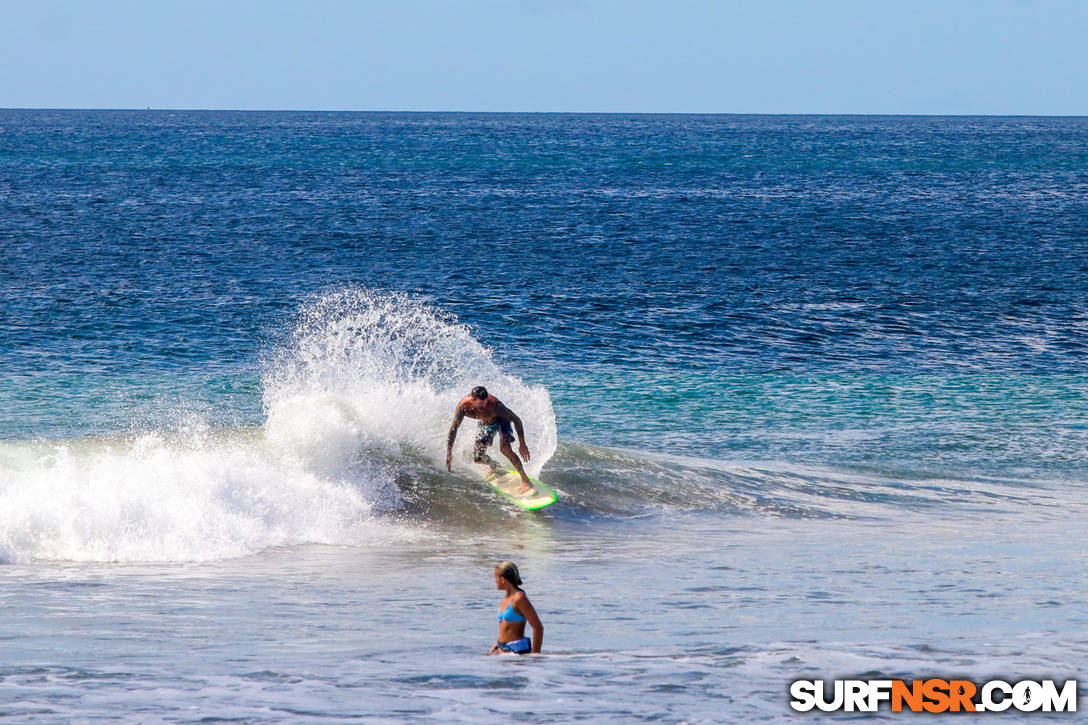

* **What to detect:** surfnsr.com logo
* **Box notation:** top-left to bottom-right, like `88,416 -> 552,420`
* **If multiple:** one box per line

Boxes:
790,679 -> 1077,713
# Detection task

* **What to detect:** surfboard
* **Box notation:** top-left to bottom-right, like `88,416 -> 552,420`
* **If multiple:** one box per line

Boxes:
485,468 -> 557,510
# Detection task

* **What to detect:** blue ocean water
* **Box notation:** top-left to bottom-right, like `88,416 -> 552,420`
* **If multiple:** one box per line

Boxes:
1,111 -> 1086,721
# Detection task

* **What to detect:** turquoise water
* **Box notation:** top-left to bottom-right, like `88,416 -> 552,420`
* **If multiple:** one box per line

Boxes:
1,111 -> 1086,721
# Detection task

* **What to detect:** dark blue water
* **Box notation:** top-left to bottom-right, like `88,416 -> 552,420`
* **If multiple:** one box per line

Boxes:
3,111 -> 1087,480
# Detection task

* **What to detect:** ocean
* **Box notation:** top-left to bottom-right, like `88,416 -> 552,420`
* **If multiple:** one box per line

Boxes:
1,110 -> 1086,721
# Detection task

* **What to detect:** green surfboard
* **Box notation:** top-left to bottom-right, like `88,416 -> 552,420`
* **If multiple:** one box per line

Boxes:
485,468 -> 558,510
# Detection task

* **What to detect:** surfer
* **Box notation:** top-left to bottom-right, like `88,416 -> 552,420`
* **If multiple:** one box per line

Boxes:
446,386 -> 533,494
489,561 -> 543,655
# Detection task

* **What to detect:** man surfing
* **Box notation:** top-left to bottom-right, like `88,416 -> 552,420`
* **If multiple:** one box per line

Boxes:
446,386 -> 533,495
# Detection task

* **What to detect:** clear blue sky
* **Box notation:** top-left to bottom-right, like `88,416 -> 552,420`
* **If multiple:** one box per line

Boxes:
2,0 -> 1085,114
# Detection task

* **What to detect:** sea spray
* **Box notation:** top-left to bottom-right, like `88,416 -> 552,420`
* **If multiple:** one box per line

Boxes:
262,289 -> 557,478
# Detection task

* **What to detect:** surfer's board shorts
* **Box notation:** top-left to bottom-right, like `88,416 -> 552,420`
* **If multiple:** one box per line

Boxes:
497,637 -> 532,654
475,419 -> 514,447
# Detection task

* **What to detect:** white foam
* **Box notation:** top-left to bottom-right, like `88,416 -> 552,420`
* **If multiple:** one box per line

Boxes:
0,431 -> 404,563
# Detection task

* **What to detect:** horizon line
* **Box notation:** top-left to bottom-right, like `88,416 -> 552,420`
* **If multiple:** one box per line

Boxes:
2,107 -> 1087,118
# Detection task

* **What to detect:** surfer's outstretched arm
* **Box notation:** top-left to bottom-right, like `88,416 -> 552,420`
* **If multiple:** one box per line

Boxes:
446,406 -> 465,472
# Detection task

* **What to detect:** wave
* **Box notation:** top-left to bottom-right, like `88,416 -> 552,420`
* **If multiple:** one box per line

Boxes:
0,432 -> 1062,564
0,289 -> 557,563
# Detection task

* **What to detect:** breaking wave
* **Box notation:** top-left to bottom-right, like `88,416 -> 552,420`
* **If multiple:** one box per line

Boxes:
0,289 -> 557,563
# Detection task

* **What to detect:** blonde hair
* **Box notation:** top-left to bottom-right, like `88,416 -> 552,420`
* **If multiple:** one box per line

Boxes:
495,561 -> 523,588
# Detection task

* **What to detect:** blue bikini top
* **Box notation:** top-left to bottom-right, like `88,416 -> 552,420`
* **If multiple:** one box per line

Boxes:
498,603 -> 526,623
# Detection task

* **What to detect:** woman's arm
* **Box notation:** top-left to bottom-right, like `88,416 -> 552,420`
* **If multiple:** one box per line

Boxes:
514,592 -> 544,653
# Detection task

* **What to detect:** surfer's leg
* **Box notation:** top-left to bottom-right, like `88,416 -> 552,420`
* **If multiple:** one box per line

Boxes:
473,441 -> 494,466
498,433 -> 532,494
473,424 -> 496,467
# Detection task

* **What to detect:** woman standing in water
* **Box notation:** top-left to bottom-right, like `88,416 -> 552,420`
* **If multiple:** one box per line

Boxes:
489,561 -> 543,654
